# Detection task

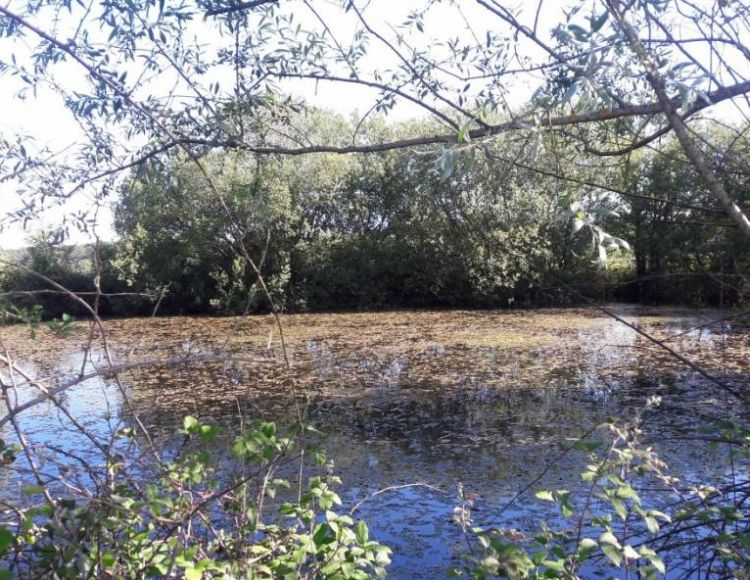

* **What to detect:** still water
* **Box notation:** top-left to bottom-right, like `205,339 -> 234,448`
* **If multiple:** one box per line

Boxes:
0,306 -> 748,577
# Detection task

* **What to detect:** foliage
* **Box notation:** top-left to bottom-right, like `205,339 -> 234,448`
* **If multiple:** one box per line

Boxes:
0,233 -> 151,318
610,130 -> 750,305
0,417 -> 390,578
1,0 -> 749,576
457,398 -> 750,578
2,115 -> 748,318
109,113 -> 750,313
107,112 -> 635,313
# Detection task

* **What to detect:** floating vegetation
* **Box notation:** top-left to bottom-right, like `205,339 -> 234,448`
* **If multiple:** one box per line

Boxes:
0,306 -> 748,576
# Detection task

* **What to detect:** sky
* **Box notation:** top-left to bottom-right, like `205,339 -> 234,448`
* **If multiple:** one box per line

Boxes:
0,0 -> 573,249
0,0 -> 747,249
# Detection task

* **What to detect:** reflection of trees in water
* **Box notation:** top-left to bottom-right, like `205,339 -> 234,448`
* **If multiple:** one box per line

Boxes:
2,309 -> 748,578
5,309 -> 747,493
117,363 -> 737,487
122,373 -> 606,441
11,305 -> 740,497
118,357 -> 715,444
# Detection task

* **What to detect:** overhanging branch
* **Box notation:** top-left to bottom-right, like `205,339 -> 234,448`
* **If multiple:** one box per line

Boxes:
205,0 -> 278,17
225,79 -> 750,155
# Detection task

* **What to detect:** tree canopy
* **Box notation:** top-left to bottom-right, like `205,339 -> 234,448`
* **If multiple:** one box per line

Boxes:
3,3 -> 750,579
1,0 -> 750,245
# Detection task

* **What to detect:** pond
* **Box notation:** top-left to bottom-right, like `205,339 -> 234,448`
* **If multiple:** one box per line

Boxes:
0,306 -> 748,577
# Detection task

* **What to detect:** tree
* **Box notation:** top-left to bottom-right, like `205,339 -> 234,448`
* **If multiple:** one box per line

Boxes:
616,126 -> 750,304
1,0 -> 749,245
2,2 -> 750,577
115,150 -> 295,312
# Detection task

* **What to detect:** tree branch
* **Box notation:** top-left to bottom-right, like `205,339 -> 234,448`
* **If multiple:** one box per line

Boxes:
607,0 -> 750,239
205,0 -> 278,17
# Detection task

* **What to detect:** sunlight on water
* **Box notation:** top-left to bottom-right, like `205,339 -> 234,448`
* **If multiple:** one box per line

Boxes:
0,306 -> 748,576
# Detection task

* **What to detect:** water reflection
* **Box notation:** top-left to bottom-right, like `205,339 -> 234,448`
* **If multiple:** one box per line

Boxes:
0,307 -> 748,576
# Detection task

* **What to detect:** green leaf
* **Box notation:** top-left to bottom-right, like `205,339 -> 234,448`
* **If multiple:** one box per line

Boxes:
199,424 -> 219,441
578,537 -> 597,558
616,485 -> 639,501
560,501 -> 573,518
102,553 -> 116,568
260,422 -> 276,437
572,439 -> 601,452
457,125 -> 471,145
646,554 -> 666,574
22,485 -> 44,496
648,509 -> 671,523
623,544 -> 639,560
590,11 -> 609,32
356,521 -> 369,544
610,497 -> 628,520
541,558 -> 566,571
0,527 -> 13,553
568,24 -> 588,40
557,490 -> 573,518
535,490 -> 555,501
313,523 -> 334,546
183,416 -> 199,431
599,530 -> 621,548
601,543 -> 622,567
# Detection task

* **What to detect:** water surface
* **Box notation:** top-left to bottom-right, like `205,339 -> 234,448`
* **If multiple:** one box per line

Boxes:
1,306 -> 748,577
